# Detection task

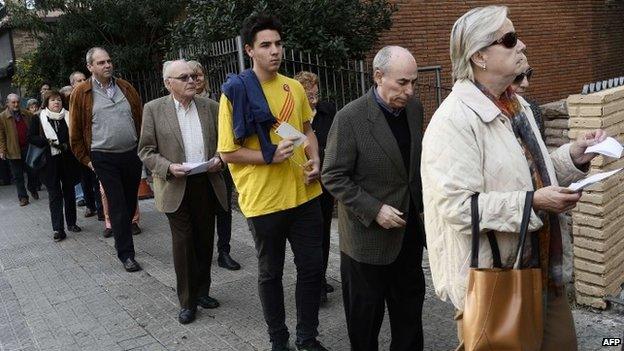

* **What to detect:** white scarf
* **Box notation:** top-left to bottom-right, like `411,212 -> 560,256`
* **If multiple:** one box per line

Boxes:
40,108 -> 69,156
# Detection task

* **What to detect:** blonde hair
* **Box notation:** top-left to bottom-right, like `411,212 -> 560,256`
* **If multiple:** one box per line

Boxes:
187,60 -> 205,75
450,5 -> 508,81
294,71 -> 319,92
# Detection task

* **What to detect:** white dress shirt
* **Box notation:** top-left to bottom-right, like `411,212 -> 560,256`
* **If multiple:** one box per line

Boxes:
174,98 -> 205,163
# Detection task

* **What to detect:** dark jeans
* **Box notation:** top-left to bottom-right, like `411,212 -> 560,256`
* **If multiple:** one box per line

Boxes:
91,150 -> 141,262
8,148 -> 37,199
165,174 -> 217,309
46,155 -> 77,232
248,198 -> 323,346
318,187 -> 334,283
80,164 -> 102,214
341,213 -> 425,351
216,169 -> 233,254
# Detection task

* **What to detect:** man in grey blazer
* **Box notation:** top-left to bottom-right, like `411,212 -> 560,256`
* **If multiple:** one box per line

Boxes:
322,46 -> 426,351
138,60 -> 228,325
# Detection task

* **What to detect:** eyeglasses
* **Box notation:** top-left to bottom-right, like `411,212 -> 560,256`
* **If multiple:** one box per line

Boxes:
169,74 -> 198,82
513,67 -> 533,84
490,31 -> 518,49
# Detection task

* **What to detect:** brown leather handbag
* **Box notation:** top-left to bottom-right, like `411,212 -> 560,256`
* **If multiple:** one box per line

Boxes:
462,191 -> 543,351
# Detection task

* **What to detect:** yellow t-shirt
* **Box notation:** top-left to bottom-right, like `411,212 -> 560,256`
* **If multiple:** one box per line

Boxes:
217,73 -> 322,217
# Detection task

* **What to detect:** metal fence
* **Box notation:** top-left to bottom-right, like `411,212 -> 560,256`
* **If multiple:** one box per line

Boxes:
125,36 -> 451,120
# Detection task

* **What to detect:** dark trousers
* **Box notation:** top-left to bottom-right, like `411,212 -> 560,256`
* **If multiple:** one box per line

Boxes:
8,148 -> 37,199
80,164 -> 102,214
215,169 -> 233,254
46,156 -> 77,232
248,198 -> 323,346
319,187 -> 334,283
166,174 -> 217,309
0,159 -> 11,185
91,150 -> 141,261
341,214 -> 425,351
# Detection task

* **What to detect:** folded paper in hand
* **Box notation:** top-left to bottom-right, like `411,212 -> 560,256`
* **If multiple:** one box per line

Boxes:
585,137 -> 623,158
182,157 -> 217,176
568,168 -> 623,191
275,122 -> 307,147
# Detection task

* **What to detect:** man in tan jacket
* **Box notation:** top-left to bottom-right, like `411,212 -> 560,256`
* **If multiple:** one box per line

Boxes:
69,47 -> 143,272
138,60 -> 227,325
0,93 -> 38,205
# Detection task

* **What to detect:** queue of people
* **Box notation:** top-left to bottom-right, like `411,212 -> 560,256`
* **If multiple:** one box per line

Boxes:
0,5 -> 608,351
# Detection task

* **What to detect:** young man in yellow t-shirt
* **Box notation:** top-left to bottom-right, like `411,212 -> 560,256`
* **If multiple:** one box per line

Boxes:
217,14 -> 327,351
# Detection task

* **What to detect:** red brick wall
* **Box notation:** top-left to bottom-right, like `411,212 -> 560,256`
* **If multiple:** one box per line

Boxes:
374,0 -> 624,117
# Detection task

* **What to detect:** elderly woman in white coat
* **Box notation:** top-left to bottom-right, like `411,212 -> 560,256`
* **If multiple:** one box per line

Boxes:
421,5 -> 605,351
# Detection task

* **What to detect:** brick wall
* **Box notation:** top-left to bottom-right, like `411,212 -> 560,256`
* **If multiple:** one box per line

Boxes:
567,86 -> 624,309
374,0 -> 624,120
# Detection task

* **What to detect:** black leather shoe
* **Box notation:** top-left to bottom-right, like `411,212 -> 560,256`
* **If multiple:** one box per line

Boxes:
296,340 -> 328,351
178,308 -> 196,324
131,223 -> 142,235
53,231 -> 66,242
197,295 -> 220,309
325,283 -> 334,293
67,224 -> 82,232
76,199 -> 86,207
218,252 -> 241,270
123,258 -> 142,272
97,212 -> 105,221
103,228 -> 113,238
30,191 -> 39,200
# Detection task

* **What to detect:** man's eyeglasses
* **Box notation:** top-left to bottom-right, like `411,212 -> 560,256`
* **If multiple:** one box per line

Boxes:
513,67 -> 533,84
490,31 -> 518,49
169,74 -> 198,82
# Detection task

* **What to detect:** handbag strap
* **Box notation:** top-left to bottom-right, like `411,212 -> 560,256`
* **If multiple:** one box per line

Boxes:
470,193 -> 502,268
471,192 -> 535,269
513,191 -> 535,269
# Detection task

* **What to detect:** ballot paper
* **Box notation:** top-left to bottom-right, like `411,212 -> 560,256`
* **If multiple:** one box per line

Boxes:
568,168 -> 623,191
275,122 -> 307,147
585,137 -> 623,158
182,157 -> 217,176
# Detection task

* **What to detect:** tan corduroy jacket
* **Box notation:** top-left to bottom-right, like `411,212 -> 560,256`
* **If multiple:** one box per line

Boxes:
69,77 -> 143,166
421,79 -> 586,310
0,108 -> 33,159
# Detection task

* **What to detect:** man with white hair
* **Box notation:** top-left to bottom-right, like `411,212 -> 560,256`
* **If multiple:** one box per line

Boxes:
69,47 -> 143,272
139,59 -> 227,324
0,93 -> 38,205
322,46 -> 426,350
69,71 -> 87,88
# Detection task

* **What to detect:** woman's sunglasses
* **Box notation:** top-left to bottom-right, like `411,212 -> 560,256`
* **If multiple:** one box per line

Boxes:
490,31 -> 518,48
513,67 -> 533,84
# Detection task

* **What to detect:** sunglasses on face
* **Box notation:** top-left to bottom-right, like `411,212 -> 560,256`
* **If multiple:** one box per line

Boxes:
513,67 -> 533,84
170,74 -> 198,82
490,31 -> 518,49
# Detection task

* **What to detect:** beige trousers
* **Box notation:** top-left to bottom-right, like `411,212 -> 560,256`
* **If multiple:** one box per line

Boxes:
454,291 -> 578,351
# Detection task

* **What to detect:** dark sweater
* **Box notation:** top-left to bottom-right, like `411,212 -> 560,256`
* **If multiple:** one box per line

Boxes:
379,107 -> 411,171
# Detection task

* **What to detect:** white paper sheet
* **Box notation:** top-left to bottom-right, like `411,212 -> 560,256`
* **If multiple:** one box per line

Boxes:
585,137 -> 623,158
568,168 -> 623,191
275,122 -> 307,147
182,157 -> 217,176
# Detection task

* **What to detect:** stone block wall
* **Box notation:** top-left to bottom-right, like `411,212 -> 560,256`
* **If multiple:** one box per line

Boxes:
566,86 -> 624,309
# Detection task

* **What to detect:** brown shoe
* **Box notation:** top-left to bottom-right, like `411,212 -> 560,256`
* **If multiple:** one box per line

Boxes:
131,223 -> 142,235
19,198 -> 29,206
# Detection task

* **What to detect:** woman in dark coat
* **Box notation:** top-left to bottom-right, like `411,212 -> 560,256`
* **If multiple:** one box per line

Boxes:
28,90 -> 82,241
294,71 -> 337,304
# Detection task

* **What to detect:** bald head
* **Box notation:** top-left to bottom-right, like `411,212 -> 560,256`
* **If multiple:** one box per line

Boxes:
373,46 -> 418,110
6,94 -> 20,111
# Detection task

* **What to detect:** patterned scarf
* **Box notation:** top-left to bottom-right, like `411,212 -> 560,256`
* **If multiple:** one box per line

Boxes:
475,81 -> 563,297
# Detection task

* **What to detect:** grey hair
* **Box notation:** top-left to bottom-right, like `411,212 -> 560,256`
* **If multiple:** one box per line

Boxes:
187,60 -> 205,74
372,46 -> 413,75
26,98 -> 39,108
69,71 -> 85,85
450,5 -> 509,82
6,93 -> 19,104
85,47 -> 108,65
59,86 -> 73,96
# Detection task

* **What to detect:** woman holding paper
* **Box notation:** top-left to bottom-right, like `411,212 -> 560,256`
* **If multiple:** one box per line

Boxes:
28,90 -> 82,241
420,5 -> 605,350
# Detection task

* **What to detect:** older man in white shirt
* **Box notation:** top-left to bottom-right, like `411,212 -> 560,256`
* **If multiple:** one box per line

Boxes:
138,60 -> 228,324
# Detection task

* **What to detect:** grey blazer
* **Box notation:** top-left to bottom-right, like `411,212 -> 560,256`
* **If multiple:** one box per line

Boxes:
321,88 -> 424,265
138,95 -> 227,213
